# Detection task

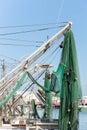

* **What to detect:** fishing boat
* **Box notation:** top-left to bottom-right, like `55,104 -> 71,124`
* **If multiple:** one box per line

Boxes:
0,22 -> 82,130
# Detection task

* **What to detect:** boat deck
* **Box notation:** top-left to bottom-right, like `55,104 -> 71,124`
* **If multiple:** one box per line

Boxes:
0,124 -> 25,130
26,119 -> 58,130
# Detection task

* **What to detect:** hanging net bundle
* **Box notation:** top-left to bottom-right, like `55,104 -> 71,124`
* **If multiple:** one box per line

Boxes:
53,30 -> 82,130
42,72 -> 52,119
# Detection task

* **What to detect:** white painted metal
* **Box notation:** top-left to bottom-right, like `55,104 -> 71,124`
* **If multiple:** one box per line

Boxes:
0,65 -> 41,96
0,22 -> 72,84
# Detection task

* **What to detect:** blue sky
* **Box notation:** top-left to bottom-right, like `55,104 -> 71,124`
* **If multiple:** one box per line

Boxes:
0,0 -> 87,95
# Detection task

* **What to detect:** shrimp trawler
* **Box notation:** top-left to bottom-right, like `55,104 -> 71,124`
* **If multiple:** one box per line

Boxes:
0,22 -> 82,130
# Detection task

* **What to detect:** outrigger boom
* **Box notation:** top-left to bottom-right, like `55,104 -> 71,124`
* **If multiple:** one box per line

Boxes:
0,22 -> 72,84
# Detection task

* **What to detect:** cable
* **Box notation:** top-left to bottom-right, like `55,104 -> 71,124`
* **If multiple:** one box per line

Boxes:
0,54 -> 20,62
57,0 -> 65,22
0,26 -> 59,36
0,37 -> 44,43
0,59 -> 4,62
36,41 -> 59,64
49,47 -> 61,65
0,42 -> 40,47
0,22 -> 68,29
0,22 -> 69,29
0,22 -> 58,29
11,70 -> 45,107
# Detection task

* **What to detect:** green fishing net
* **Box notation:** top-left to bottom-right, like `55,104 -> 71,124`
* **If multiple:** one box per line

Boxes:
57,30 -> 82,130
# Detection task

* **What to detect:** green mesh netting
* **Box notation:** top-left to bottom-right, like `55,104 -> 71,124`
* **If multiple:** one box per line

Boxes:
50,63 -> 66,93
0,71 -> 52,120
27,71 -> 50,92
0,72 -> 26,107
58,30 -> 82,130
20,105 -> 24,116
28,71 -> 52,119
0,71 -> 47,108
42,72 -> 52,119
31,99 -> 40,119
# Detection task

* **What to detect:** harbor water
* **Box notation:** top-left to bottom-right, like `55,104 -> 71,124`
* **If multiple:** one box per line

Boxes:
79,112 -> 87,130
